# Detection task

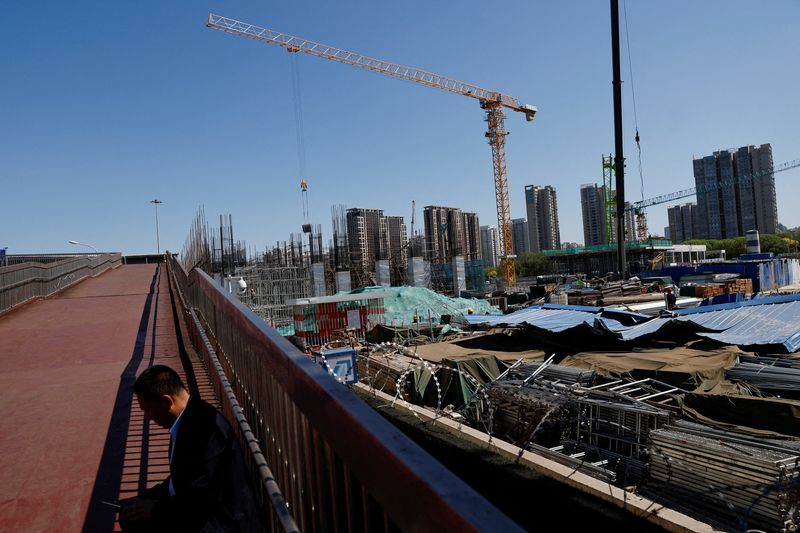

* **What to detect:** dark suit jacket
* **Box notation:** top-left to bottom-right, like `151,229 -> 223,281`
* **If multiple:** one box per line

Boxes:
144,396 -> 264,532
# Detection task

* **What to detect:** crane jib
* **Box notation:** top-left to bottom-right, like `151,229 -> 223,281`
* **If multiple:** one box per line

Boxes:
207,12 -> 537,289
629,158 -> 800,211
207,14 -> 534,114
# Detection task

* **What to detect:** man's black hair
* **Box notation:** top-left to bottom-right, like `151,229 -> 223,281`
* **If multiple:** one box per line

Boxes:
134,365 -> 186,401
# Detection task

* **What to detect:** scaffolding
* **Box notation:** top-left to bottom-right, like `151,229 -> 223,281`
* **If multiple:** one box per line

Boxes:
179,203 -> 487,335
602,155 -> 616,245
238,236 -> 312,332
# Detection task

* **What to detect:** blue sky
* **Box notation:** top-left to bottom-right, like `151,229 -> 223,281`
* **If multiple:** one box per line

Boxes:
3,1 -> 799,255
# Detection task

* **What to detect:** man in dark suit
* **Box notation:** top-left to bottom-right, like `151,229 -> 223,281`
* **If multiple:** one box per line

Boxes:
120,365 -> 264,532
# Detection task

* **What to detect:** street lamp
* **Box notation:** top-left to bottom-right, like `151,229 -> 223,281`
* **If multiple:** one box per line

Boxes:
150,199 -> 163,254
68,240 -> 99,256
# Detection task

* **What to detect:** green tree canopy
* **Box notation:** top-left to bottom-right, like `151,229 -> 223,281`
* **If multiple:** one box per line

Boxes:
515,252 -> 550,277
684,233 -> 799,258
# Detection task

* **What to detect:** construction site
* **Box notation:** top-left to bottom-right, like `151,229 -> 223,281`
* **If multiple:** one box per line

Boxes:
7,2 -> 800,532
173,8 -> 800,533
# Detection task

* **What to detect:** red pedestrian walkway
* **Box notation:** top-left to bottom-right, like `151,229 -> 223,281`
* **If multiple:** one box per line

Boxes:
0,263 -> 214,532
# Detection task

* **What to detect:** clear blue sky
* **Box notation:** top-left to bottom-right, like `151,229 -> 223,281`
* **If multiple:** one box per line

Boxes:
3,1 -> 799,255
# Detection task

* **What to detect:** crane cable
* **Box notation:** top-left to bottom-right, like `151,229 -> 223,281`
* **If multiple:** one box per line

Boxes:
290,53 -> 310,223
623,0 -> 645,204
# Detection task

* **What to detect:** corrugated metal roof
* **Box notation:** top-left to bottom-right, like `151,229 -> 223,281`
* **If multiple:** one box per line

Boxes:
618,294 -> 800,352
675,292 -> 800,315
464,305 -> 642,332
467,294 -> 800,352
464,307 -> 596,332
682,300 -> 800,352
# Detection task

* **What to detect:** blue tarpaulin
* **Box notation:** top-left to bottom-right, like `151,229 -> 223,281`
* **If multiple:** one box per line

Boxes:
466,294 -> 800,353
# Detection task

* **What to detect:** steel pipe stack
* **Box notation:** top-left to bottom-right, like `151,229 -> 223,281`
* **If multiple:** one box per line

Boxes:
738,354 -> 800,369
649,424 -> 800,531
507,362 -> 596,386
726,362 -> 800,393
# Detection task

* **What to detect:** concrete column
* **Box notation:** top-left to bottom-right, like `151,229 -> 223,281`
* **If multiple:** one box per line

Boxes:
408,257 -> 427,288
335,271 -> 351,293
376,259 -> 391,287
452,256 -> 466,296
311,263 -> 327,297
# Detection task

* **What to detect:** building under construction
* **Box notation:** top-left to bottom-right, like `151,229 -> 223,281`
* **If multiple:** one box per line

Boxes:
181,205 -> 490,334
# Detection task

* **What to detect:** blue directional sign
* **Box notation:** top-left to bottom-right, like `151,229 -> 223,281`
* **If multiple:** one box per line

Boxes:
314,347 -> 358,385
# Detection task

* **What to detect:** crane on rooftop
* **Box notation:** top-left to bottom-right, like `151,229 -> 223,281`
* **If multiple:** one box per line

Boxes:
206,13 -> 537,289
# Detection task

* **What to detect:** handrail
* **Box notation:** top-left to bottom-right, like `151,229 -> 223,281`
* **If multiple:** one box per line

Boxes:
0,253 -> 122,314
166,253 -> 521,532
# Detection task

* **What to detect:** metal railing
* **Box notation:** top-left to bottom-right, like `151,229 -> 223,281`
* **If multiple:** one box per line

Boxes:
166,253 -> 521,532
0,253 -> 122,314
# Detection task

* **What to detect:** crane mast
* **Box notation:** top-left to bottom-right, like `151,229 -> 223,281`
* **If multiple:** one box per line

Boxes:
207,13 -> 536,289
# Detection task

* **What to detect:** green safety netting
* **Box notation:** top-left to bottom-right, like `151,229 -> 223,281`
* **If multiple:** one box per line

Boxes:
347,285 -> 502,326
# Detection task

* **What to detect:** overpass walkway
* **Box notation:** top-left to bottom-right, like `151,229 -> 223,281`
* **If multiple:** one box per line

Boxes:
0,256 -> 521,532
0,263 -> 215,532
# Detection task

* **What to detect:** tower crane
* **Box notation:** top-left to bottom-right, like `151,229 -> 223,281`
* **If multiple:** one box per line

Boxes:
626,158 -> 800,213
206,13 -> 537,289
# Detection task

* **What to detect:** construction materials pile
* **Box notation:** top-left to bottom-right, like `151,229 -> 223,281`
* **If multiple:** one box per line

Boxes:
648,421 -> 800,532
723,277 -> 754,295
485,359 -> 674,485
677,274 -> 753,299
565,278 -> 646,306
726,355 -> 800,398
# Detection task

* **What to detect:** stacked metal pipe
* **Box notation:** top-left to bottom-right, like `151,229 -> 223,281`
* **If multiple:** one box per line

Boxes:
738,354 -> 800,369
649,424 -> 800,531
506,362 -> 596,386
726,361 -> 800,393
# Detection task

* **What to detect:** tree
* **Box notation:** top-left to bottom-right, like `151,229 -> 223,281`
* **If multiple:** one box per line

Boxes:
684,233 -> 800,258
761,233 -> 798,254
515,252 -> 550,277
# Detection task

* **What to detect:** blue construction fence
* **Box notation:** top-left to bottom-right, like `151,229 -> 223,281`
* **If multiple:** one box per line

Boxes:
642,256 -> 800,293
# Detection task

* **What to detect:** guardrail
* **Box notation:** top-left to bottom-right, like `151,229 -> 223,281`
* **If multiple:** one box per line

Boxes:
166,253 -> 521,532
0,253 -> 122,314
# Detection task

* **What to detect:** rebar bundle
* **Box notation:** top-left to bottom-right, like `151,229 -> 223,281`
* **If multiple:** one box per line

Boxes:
726,362 -> 800,393
738,354 -> 800,369
506,362 -> 596,386
649,424 -> 800,531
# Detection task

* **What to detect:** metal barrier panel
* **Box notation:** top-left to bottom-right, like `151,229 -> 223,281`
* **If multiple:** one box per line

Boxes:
0,253 -> 122,314
166,254 -> 520,532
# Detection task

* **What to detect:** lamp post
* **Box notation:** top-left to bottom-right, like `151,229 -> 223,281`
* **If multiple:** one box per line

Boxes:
68,240 -> 99,256
150,199 -> 163,254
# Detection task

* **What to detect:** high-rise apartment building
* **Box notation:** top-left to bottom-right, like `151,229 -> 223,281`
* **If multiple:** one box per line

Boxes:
693,144 -> 778,239
462,211 -> 481,261
581,184 -> 636,246
423,206 -> 481,262
385,215 -> 408,278
346,208 -> 407,285
525,185 -> 561,252
511,218 -> 530,256
667,202 -> 698,243
580,184 -> 608,246
617,202 -> 637,244
346,208 -> 387,283
480,225 -> 499,267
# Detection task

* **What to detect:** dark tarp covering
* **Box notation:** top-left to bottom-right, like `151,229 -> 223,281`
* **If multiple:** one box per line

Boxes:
679,393 -> 800,439
413,333 -> 546,362
366,323 -> 447,343
410,355 -> 508,408
559,347 -> 741,390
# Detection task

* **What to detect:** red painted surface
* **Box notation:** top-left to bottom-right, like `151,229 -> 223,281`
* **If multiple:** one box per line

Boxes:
0,263 -> 209,532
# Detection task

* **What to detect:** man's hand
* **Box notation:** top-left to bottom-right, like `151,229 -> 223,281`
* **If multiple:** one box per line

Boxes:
119,497 -> 157,522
